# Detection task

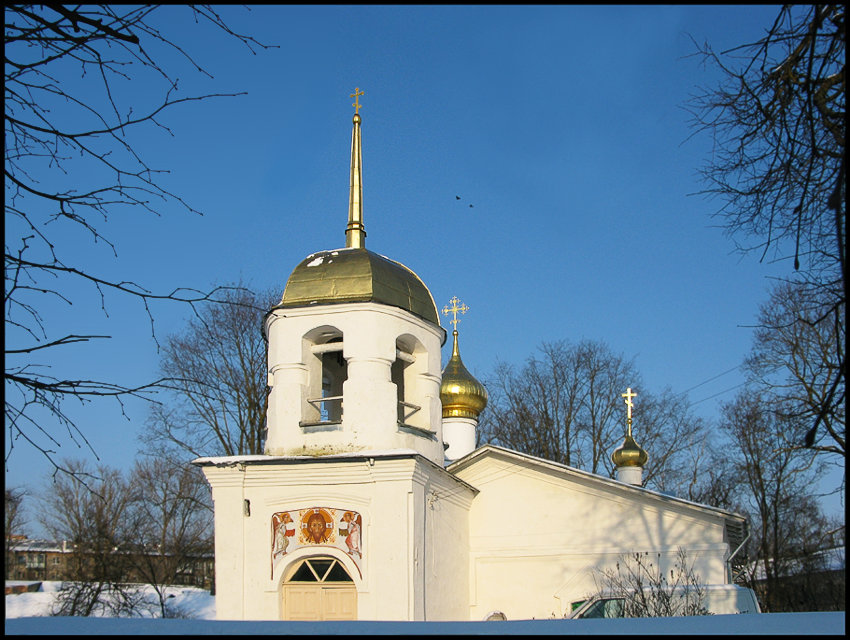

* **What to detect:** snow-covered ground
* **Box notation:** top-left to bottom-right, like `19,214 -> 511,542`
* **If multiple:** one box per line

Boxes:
5,582 -> 844,635
4,581 -> 215,620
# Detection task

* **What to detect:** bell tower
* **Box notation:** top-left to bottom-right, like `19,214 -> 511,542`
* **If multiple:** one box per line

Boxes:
263,89 -> 447,464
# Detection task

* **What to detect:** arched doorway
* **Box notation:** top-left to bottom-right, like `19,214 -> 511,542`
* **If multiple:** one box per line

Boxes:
281,556 -> 357,620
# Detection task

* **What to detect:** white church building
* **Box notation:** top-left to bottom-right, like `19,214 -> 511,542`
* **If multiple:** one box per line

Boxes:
193,90 -> 748,622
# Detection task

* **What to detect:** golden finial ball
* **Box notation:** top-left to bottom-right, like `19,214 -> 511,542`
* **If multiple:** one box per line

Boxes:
353,114 -> 361,124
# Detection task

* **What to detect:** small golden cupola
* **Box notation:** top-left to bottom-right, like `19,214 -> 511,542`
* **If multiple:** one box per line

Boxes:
440,297 -> 488,461
440,297 -> 488,419
611,387 -> 648,485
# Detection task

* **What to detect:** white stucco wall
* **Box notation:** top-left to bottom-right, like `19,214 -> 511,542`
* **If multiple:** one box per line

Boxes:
450,447 -> 738,620
198,453 -> 475,621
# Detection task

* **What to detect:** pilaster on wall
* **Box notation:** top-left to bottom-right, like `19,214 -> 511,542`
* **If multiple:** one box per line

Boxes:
200,465 -> 248,620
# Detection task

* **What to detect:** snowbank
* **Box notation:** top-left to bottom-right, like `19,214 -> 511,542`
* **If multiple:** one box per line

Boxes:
4,612 -> 845,635
5,583 -> 844,635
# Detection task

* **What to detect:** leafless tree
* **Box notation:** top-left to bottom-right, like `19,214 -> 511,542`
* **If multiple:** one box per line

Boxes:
745,280 -> 845,459
679,444 -> 743,511
633,387 -> 712,495
38,459 -> 137,616
574,340 -> 637,475
719,388 -> 831,612
142,285 -> 278,458
686,5 -> 845,448
124,458 -> 212,617
4,6 -> 274,476
481,341 -> 587,468
5,487 -> 28,579
586,547 -> 710,618
480,339 -> 707,490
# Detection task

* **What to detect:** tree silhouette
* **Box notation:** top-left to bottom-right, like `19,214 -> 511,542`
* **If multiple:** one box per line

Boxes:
5,6 -> 274,476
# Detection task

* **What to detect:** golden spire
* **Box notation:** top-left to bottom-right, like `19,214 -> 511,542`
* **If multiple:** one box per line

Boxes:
612,387 -> 648,468
440,297 -> 488,419
345,87 -> 366,249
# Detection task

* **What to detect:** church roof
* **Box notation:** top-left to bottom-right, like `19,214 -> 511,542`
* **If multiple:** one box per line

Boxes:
191,449 -> 480,494
447,444 -> 746,523
192,449 -> 424,466
276,247 -> 440,325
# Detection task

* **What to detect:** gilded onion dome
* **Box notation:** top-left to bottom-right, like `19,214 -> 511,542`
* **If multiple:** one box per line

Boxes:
611,434 -> 648,468
440,329 -> 488,419
275,88 -> 440,327
611,387 -> 648,467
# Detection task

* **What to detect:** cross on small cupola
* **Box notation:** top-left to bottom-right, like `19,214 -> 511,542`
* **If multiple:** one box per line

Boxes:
442,296 -> 469,332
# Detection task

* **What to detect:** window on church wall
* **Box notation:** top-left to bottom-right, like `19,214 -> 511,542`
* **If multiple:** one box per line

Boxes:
286,557 -> 353,583
302,330 -> 346,426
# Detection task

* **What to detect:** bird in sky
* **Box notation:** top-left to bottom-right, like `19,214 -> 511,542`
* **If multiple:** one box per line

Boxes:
456,195 -> 474,208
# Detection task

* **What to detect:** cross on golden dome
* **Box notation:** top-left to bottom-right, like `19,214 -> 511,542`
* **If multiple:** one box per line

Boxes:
442,296 -> 469,332
621,387 -> 637,435
350,87 -> 364,114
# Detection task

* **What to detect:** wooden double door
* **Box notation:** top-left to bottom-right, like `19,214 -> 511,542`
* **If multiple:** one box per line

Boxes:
282,557 -> 357,620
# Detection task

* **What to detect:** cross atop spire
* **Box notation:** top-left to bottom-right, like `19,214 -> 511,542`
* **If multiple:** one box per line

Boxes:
622,387 -> 637,435
350,87 -> 364,115
442,296 -> 469,332
345,88 -> 365,248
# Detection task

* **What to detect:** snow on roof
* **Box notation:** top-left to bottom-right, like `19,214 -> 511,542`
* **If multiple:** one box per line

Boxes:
7,539 -> 67,553
192,448 -> 423,466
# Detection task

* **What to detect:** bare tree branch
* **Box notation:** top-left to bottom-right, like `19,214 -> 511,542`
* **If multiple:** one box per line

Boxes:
4,5 -> 277,479
685,4 -> 845,450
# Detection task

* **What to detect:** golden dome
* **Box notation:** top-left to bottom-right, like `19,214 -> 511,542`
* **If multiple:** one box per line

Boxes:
611,434 -> 648,468
441,330 -> 488,419
277,247 -> 440,325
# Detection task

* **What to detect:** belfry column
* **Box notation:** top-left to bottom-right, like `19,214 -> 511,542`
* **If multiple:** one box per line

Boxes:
440,297 -> 488,462
343,351 -> 398,443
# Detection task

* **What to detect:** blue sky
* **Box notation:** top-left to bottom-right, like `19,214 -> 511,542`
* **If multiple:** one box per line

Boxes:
6,6 -> 841,522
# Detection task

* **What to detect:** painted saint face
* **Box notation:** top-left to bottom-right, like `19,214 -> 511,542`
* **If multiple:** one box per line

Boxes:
307,513 -> 327,543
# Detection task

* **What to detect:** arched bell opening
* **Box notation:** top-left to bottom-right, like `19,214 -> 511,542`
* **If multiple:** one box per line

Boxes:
302,326 -> 347,426
393,333 -> 431,434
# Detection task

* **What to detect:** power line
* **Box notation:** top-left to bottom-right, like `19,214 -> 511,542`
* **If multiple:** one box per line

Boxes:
690,382 -> 748,407
681,365 -> 743,395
